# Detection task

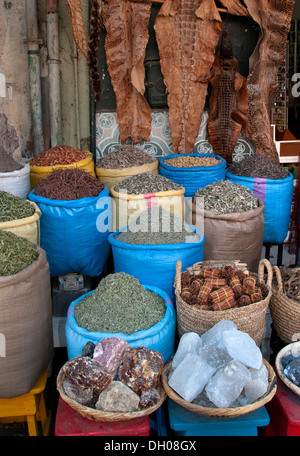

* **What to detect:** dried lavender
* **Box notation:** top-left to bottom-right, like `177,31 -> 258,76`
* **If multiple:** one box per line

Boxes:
229,154 -> 289,180
0,230 -> 38,276
74,272 -> 166,334
96,145 -> 155,169
0,191 -> 35,222
115,173 -> 182,195
115,207 -> 199,245
194,180 -> 259,214
0,147 -> 22,173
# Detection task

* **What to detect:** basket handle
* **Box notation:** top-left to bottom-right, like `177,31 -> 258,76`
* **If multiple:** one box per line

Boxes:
174,260 -> 182,293
272,265 -> 283,293
258,259 -> 273,289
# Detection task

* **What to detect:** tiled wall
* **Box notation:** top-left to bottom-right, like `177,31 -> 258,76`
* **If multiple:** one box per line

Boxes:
95,110 -> 255,163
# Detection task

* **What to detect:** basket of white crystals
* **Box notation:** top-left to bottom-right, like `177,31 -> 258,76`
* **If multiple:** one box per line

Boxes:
161,320 -> 277,417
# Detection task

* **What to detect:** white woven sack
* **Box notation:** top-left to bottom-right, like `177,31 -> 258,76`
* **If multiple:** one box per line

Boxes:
0,163 -> 31,198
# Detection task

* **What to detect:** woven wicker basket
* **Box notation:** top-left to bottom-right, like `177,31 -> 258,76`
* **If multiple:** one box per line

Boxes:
56,365 -> 166,422
270,266 -> 300,344
175,258 -> 273,347
161,359 -> 277,418
275,341 -> 300,397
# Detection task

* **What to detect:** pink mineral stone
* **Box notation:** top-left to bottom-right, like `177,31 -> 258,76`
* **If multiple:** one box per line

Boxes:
93,337 -> 130,374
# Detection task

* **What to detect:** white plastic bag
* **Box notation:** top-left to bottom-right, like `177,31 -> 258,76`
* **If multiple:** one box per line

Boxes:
0,163 -> 30,198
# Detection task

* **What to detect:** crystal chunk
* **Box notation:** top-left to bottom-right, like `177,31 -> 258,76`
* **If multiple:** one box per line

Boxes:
172,332 -> 202,370
205,359 -> 251,408
222,328 -> 262,369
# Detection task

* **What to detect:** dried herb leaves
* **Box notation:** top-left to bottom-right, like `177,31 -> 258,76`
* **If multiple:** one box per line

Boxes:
0,230 -> 38,276
0,191 -> 35,222
75,272 -> 166,334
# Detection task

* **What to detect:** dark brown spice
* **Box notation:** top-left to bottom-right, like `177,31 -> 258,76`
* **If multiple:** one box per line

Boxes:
229,154 -> 289,180
34,168 -> 104,200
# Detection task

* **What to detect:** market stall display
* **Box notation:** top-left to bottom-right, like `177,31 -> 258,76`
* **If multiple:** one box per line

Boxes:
96,145 -> 158,190
161,322 -> 277,417
2,0 -> 298,437
57,338 -> 166,421
175,259 -> 272,347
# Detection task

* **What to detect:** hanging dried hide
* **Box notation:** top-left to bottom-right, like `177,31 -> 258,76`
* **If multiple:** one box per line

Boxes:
154,0 -> 223,154
200,29 -> 249,166
103,0 -> 152,143
245,0 -> 295,163
88,0 -> 106,102
218,0 -> 249,17
65,0 -> 88,57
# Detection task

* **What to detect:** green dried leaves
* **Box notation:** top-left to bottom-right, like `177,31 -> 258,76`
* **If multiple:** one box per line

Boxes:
115,207 -> 199,245
75,272 -> 166,334
0,191 -> 35,222
0,231 -> 38,276
115,173 -> 182,195
194,180 -> 259,214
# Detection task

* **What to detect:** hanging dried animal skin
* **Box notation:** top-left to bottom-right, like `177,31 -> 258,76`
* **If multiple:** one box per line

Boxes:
88,0 -> 106,102
218,0 -> 249,16
103,0 -> 152,144
245,0 -> 295,163
65,0 -> 88,57
154,0 -> 223,154
200,29 -> 250,166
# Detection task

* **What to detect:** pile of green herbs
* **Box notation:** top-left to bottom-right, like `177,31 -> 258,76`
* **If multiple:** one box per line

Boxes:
0,191 -> 35,222
75,272 -> 166,334
0,230 -> 38,276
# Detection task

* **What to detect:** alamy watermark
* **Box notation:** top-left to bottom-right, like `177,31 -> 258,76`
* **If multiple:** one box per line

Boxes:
291,73 -> 300,98
95,194 -> 205,241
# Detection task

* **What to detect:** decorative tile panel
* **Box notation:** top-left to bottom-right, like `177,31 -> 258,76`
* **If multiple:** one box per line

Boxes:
95,110 -> 255,162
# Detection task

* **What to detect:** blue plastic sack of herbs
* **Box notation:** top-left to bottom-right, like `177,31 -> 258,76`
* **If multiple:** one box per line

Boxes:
28,168 -> 112,277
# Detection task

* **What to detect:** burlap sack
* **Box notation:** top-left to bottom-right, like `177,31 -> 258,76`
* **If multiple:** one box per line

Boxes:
186,198 -> 265,273
0,246 -> 53,398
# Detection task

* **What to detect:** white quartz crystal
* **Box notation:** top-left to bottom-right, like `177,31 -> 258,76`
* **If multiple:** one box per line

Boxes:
222,328 -> 262,369
244,363 -> 269,403
205,359 -> 251,408
198,344 -> 232,369
200,320 -> 237,349
169,352 -> 216,402
171,332 -> 202,370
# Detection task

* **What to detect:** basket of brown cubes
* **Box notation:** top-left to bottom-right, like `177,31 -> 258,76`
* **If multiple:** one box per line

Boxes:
175,258 -> 273,347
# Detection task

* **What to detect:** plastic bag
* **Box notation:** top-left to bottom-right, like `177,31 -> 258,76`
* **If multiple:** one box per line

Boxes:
29,186 -> 112,277
226,171 -> 294,243
65,285 -> 176,363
